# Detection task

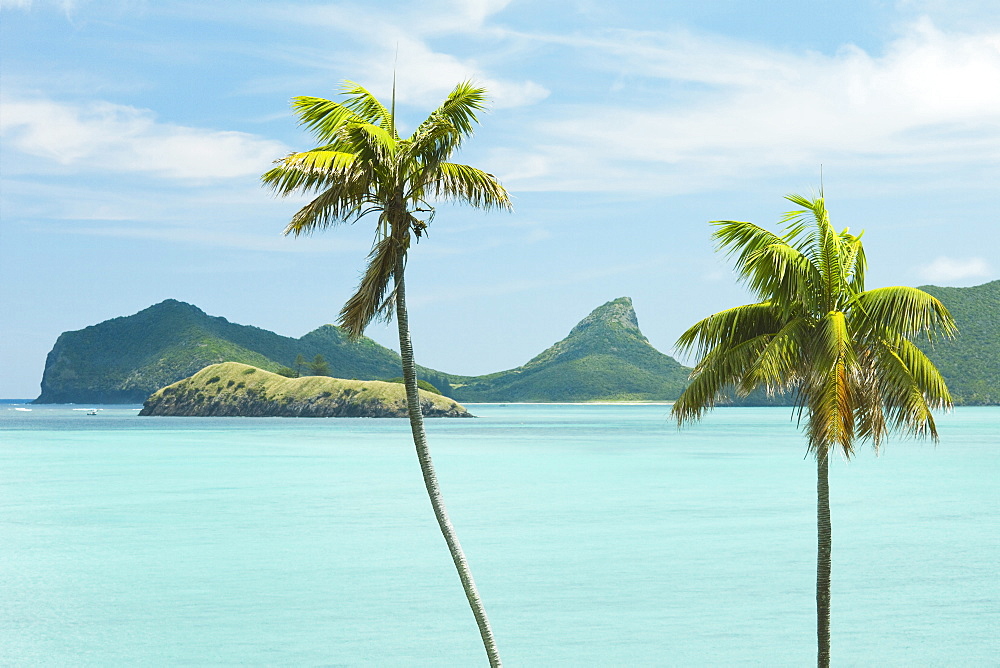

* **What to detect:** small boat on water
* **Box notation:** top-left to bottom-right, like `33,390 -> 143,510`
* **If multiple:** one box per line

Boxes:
14,407 -> 32,412
86,409 -> 100,415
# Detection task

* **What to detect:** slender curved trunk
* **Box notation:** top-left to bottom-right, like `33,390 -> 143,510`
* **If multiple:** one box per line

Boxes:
393,262 -> 502,667
817,451 -> 831,668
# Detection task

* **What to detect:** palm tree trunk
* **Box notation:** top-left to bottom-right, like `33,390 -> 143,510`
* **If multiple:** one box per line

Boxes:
393,262 -> 502,667
817,450 -> 831,668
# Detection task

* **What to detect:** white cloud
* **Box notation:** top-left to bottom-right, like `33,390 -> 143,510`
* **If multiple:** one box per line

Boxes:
359,35 -> 549,112
0,0 -> 83,15
919,256 -> 993,282
250,2 -> 548,112
0,98 -> 289,180
504,19 -> 1000,192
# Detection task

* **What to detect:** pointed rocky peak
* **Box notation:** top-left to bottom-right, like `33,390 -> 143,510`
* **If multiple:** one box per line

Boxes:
567,297 -> 646,342
522,297 -> 653,369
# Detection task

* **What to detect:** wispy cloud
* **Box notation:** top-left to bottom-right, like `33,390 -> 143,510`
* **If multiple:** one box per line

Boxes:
0,97 -> 288,180
919,256 -> 993,283
245,1 -> 548,111
498,18 -> 1000,192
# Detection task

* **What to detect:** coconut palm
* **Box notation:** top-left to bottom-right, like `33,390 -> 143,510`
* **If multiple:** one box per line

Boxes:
262,80 -> 510,666
671,193 -> 955,668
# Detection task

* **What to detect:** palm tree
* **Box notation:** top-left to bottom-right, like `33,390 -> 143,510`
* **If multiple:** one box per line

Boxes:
262,80 -> 510,666
671,193 -> 955,668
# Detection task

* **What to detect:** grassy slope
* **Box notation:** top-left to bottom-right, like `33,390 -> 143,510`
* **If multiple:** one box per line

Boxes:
141,362 -> 469,417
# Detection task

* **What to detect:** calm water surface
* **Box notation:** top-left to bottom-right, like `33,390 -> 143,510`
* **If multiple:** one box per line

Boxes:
1,404 -> 996,666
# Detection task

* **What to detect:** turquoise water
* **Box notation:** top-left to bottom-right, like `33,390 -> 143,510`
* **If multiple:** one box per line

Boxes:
1,404 -> 996,666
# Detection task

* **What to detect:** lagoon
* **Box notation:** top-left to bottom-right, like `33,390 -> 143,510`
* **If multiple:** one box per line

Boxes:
1,404 -> 996,666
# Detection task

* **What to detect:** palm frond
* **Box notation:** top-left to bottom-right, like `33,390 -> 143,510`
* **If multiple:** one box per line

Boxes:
672,334 -> 773,425
852,286 -> 957,341
739,316 -> 811,395
427,162 -> 512,210
675,302 -> 785,360
419,81 -> 488,138
291,97 -> 360,143
341,121 -> 397,166
804,311 -> 856,457
842,231 -> 867,294
338,231 -> 410,337
340,81 -> 397,137
868,338 -> 948,442
712,220 -> 820,306
282,178 -> 376,236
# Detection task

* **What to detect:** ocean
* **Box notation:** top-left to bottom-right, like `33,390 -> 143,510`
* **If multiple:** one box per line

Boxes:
1,403 -> 996,666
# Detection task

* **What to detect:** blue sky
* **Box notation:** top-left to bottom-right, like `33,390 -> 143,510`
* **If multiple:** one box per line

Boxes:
2,0 -> 998,398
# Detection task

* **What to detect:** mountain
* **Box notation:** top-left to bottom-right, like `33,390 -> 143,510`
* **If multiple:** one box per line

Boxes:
918,280 -> 1000,405
139,363 -> 471,418
35,299 -> 429,403
449,297 -> 690,402
34,297 -> 692,404
42,284 -> 994,406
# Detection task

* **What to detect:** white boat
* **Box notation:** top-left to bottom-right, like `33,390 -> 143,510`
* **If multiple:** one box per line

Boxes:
14,407 -> 32,412
86,409 -> 100,415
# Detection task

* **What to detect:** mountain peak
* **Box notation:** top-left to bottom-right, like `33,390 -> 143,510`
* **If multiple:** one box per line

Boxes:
567,296 -> 644,340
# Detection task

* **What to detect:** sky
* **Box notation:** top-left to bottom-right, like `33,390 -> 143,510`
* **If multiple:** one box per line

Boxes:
1,0 -> 998,398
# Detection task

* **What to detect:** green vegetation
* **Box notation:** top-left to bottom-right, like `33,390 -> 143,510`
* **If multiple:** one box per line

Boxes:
34,299 -> 413,404
139,363 -> 471,417
671,194 -> 954,668
384,377 -> 443,395
452,297 -> 689,402
308,354 -> 332,377
261,80 -> 510,665
917,280 -> 1000,404
34,281 -> 999,407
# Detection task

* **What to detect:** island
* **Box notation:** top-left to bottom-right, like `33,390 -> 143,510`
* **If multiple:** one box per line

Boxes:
138,362 -> 473,418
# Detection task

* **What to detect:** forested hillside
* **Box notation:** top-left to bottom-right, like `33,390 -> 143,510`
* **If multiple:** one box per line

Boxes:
919,280 -> 1000,405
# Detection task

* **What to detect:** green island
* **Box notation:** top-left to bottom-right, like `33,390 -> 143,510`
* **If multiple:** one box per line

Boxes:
34,281 -> 998,406
138,362 -> 472,418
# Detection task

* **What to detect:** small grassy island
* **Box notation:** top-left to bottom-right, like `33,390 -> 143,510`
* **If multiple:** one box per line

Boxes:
139,362 -> 473,418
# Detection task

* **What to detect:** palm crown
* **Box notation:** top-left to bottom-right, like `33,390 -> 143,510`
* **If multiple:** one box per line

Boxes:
262,80 -> 511,337
672,193 -> 956,457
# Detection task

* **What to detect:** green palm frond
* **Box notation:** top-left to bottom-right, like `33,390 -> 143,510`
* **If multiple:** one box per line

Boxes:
870,339 -> 944,440
801,311 -> 857,456
675,302 -> 784,359
883,336 -> 952,409
416,81 -> 488,139
712,220 -> 819,306
430,163 -> 512,210
291,97 -> 360,142
739,316 -> 811,395
282,178 -> 374,236
852,286 -> 957,340
340,81 -> 397,136
341,121 -> 397,166
841,231 -> 866,294
673,334 -> 774,425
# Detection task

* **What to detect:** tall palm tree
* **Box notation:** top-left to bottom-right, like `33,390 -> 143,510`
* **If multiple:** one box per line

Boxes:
262,80 -> 510,667
671,193 -> 955,668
